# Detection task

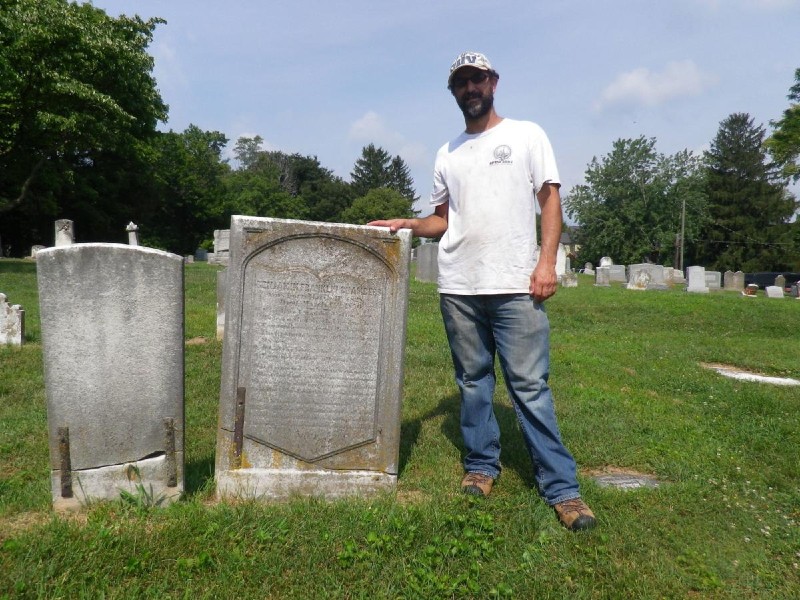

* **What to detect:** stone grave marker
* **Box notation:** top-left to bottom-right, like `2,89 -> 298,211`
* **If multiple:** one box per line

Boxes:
775,274 -> 786,290
594,266 -> 610,287
30,245 -> 46,258
608,264 -> 627,283
0,293 -> 24,345
626,265 -> 651,290
555,243 -> 567,277
126,222 -> 140,245
686,266 -> 709,293
55,219 -> 74,246
211,229 -> 231,266
599,256 -> 613,267
723,270 -> 735,290
415,242 -> 438,283
583,262 -> 594,275
215,217 -> 412,501
731,271 -> 744,291
705,271 -> 722,290
560,271 -> 578,287
743,283 -> 758,297
765,285 -> 784,299
37,244 -> 184,511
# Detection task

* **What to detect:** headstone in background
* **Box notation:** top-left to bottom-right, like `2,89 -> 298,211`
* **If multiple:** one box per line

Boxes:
194,248 -> 208,262
774,274 -> 786,290
594,266 -> 611,287
673,268 -> 686,284
415,242 -> 439,283
583,262 -> 594,275
37,244 -> 184,511
790,284 -> 799,298
126,222 -> 140,246
555,244 -> 567,278
560,271 -> 578,287
732,271 -> 745,291
608,265 -> 627,283
30,245 -> 46,258
599,256 -> 613,267
216,268 -> 227,341
211,229 -> 231,266
743,283 -> 758,297
705,271 -> 722,290
723,270 -> 735,290
0,293 -> 25,346
686,266 -> 709,293
54,219 -> 74,247
215,217 -> 412,501
765,285 -> 784,299
626,265 -> 651,290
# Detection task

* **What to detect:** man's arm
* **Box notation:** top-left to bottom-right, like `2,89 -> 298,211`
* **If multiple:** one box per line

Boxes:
529,182 -> 562,302
368,202 -> 449,238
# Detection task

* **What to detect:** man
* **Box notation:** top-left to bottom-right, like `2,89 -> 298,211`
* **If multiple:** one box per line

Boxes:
369,51 -> 596,531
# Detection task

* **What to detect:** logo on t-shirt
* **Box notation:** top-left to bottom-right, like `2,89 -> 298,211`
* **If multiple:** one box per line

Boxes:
490,145 -> 513,165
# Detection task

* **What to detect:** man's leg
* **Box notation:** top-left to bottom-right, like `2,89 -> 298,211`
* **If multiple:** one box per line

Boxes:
489,294 -> 581,505
439,294 -> 501,483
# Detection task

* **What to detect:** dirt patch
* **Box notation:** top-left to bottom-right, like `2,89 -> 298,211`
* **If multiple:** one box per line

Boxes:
0,511 -> 52,542
582,466 -> 657,478
185,337 -> 208,346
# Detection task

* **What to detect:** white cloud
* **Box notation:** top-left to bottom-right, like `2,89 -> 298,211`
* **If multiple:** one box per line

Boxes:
348,111 -> 429,168
594,60 -> 718,112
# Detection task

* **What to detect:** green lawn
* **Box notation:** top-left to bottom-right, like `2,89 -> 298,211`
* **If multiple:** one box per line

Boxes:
1,259 -> 798,599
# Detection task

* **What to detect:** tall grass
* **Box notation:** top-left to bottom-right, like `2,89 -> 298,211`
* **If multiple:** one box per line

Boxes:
1,259 -> 798,599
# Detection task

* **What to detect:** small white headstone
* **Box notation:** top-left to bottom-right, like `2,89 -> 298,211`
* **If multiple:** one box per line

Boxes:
0,293 -> 25,345
126,222 -> 140,246
55,219 -> 74,247
599,256 -> 613,267
686,266 -> 709,293
765,285 -> 784,299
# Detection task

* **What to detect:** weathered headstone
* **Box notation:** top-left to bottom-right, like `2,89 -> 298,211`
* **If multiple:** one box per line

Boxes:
765,285 -> 784,299
30,245 -> 46,258
608,264 -> 627,283
731,271 -> 744,291
415,242 -> 439,283
560,271 -> 578,287
686,266 -> 709,293
55,219 -> 74,247
216,268 -> 227,341
775,275 -> 786,291
743,283 -> 758,297
211,229 -> 231,266
583,262 -> 594,275
599,256 -> 613,267
594,266 -> 611,287
126,222 -> 140,246
194,248 -> 208,262
705,271 -> 722,290
215,217 -> 412,501
626,266 -> 651,290
723,270 -> 735,290
0,293 -> 24,345
37,244 -> 184,511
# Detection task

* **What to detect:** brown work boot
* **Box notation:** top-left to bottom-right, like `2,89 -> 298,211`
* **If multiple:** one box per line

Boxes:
461,472 -> 494,497
553,498 -> 597,531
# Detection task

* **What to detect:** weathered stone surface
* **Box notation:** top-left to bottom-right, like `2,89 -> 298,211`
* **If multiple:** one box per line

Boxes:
594,266 -> 610,287
686,266 -> 709,293
560,271 -> 578,287
215,217 -> 411,500
37,243 -> 184,509
415,242 -> 438,283
216,268 -> 227,341
765,285 -> 784,299
0,293 -> 24,345
54,219 -> 74,246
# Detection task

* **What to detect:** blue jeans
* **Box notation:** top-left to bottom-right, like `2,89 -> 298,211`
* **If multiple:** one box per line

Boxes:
440,293 -> 581,505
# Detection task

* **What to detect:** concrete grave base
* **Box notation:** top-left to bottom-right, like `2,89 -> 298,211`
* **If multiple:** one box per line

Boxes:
216,468 -> 397,501
51,454 -> 182,512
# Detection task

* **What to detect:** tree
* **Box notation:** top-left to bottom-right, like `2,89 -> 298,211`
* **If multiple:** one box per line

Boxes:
693,113 -> 797,271
350,144 -> 417,203
0,0 -> 167,253
339,188 -> 417,225
766,67 -> 800,183
563,137 -> 706,266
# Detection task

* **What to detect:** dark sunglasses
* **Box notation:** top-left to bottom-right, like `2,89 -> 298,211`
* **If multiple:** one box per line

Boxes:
450,71 -> 491,89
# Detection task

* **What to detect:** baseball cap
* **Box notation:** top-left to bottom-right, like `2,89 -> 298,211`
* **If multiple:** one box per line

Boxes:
448,51 -> 494,86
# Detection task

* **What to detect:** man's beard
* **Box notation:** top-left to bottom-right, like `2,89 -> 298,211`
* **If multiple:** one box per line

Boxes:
457,90 -> 494,120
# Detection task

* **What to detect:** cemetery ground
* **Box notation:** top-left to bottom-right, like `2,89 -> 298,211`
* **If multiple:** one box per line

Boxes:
1,260 -> 799,599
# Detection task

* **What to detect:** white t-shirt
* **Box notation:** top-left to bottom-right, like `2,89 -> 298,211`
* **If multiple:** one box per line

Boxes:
430,118 -> 560,295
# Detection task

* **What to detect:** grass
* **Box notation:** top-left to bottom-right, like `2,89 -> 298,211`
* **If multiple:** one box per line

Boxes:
1,259 -> 799,598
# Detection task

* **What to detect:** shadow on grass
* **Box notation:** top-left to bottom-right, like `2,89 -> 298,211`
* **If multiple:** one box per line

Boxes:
399,390 -> 537,490
184,456 -> 215,495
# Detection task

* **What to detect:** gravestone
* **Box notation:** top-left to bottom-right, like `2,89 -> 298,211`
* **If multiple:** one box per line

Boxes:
30,245 -> 45,258
555,244 -> 567,277
37,244 -> 184,511
626,266 -> 651,290
731,271 -> 744,291
55,219 -> 74,246
723,270 -> 735,290
560,271 -> 578,287
415,242 -> 439,283
0,293 -> 24,345
608,264 -> 627,283
212,229 -> 231,266
594,266 -> 611,287
705,271 -> 722,290
743,283 -> 758,297
215,217 -> 412,501
599,256 -> 613,267
775,275 -> 786,291
126,222 -> 140,246
765,285 -> 784,299
686,266 -> 709,293
583,262 -> 594,275
216,268 -> 227,340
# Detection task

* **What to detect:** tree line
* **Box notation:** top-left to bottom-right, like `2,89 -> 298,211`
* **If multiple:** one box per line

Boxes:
2,0 -> 798,271
0,0 -> 417,257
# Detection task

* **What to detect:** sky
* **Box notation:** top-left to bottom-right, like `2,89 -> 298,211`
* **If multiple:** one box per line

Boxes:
90,0 -> 799,216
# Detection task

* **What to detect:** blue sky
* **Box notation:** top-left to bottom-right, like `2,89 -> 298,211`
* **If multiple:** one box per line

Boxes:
91,0 -> 799,215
